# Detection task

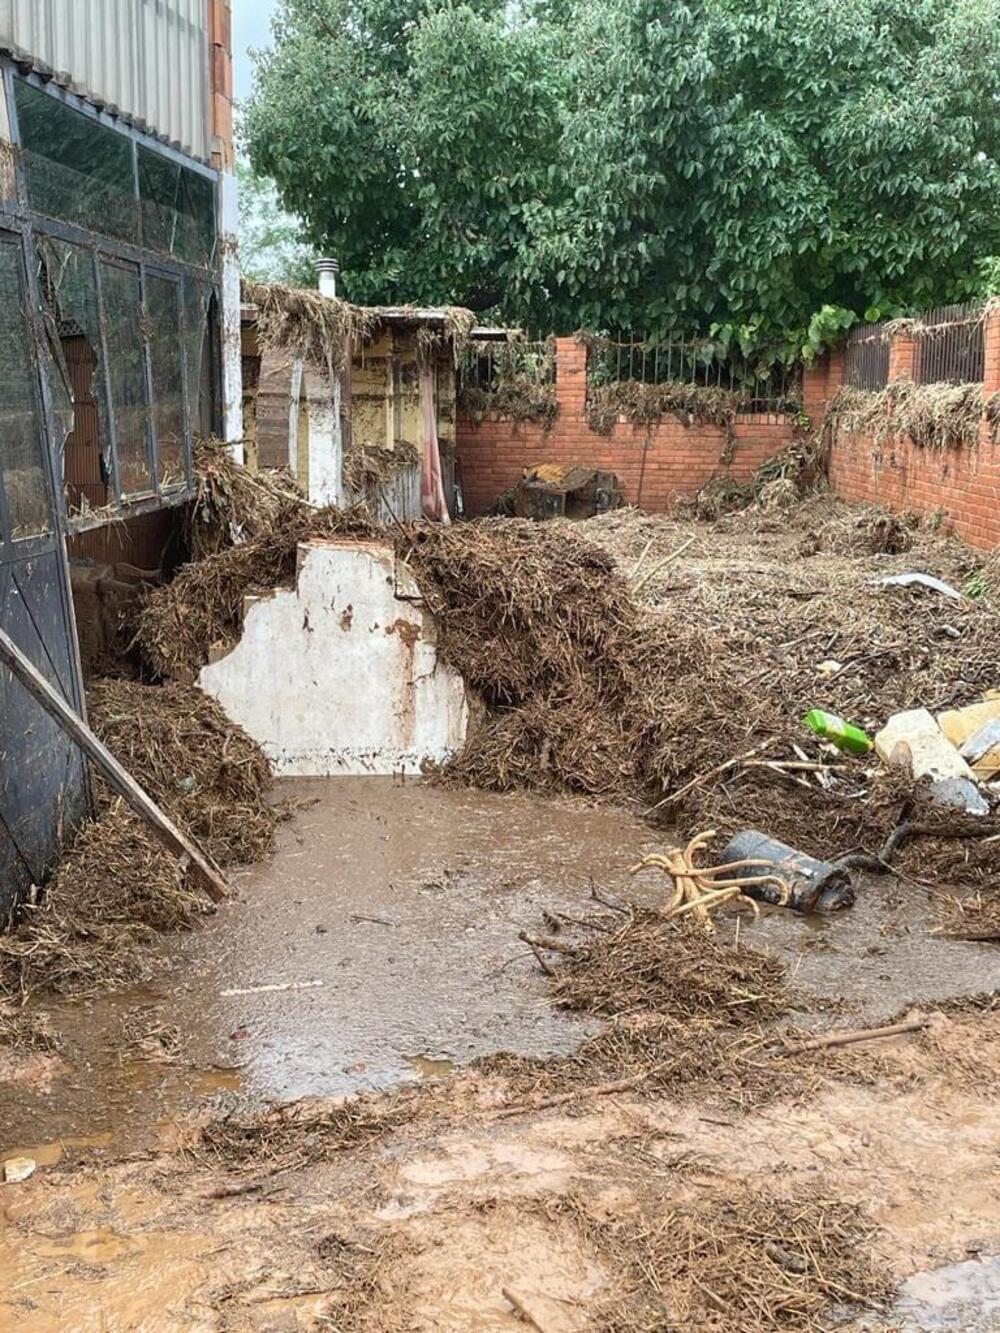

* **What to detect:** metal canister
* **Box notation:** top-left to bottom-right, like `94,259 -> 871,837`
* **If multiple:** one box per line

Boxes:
718,830 -> 855,913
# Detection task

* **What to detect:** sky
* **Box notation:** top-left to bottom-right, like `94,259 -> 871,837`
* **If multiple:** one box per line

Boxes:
233,1 -> 280,103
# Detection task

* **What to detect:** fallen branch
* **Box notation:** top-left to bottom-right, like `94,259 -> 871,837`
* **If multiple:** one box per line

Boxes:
779,1017 -> 929,1056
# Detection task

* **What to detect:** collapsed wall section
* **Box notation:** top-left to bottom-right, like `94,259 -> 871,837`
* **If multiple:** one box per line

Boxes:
198,539 -> 470,775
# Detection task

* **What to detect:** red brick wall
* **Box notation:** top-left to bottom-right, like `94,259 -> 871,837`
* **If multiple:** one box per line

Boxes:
825,311 -> 1000,551
456,338 -> 798,515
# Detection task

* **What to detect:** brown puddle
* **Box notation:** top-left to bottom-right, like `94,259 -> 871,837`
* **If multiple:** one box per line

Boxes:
2,776 -> 997,1165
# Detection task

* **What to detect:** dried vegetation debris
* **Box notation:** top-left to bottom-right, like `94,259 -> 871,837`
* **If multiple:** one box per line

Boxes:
199,1093 -> 415,1174
0,1003 -> 60,1053
0,680 -> 277,998
553,1184 -> 890,1333
88,677 -> 277,866
828,379 -> 992,451
188,437 -> 305,559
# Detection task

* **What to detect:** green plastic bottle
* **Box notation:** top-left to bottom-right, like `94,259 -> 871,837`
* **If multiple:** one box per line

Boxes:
804,709 -> 873,756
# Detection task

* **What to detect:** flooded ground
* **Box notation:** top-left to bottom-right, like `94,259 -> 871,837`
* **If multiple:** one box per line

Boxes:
2,777 -> 997,1161
1,777 -> 998,1330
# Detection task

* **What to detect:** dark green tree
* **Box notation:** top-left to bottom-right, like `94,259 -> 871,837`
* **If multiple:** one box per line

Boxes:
245,0 -> 1000,357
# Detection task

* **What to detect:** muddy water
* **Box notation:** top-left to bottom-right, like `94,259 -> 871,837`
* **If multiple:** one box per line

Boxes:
2,777 -> 996,1163
876,1254 -> 1000,1330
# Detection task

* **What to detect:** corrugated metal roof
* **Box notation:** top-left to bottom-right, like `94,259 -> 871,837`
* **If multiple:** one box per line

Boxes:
0,0 -> 210,161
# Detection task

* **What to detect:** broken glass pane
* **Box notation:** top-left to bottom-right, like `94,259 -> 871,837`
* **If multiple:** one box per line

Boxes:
146,274 -> 187,488
100,260 -> 153,497
37,239 -> 113,516
138,145 -> 217,268
15,81 -> 138,244
0,240 -> 51,540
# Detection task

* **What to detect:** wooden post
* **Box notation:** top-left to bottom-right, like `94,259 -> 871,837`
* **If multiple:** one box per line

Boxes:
0,627 -> 228,902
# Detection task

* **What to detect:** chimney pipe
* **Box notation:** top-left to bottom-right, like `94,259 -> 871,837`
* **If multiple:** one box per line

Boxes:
316,257 -> 340,300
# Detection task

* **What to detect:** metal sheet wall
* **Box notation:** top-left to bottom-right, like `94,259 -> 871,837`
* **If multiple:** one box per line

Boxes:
0,0 -> 209,160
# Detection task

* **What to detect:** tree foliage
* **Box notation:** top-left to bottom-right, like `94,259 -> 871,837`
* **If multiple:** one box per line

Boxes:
236,161 -> 317,286
246,0 -> 1000,357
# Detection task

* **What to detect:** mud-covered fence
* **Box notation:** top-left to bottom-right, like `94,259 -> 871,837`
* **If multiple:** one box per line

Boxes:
582,331 -> 802,414
843,321 -> 890,391
914,302 -> 986,386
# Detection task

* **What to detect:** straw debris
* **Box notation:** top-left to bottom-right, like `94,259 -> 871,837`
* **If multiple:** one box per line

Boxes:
188,437 -> 306,559
199,1094 -> 414,1174
243,280 -> 375,378
555,1183 -> 889,1332
586,380 -> 747,449
829,379 -> 984,450
0,680 -> 277,999
342,439 -> 420,496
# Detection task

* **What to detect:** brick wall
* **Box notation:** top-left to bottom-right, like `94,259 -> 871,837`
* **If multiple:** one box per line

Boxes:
826,311 -> 1000,551
455,338 -> 798,515
208,0 -> 235,171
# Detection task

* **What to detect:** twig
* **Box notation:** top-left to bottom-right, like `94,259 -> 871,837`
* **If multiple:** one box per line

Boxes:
518,931 -> 582,958
632,536 -> 696,593
779,1017 -> 929,1056
647,741 -> 776,813
522,938 -> 555,977
629,536 -> 656,580
220,980 -> 323,997
490,1068 -> 661,1120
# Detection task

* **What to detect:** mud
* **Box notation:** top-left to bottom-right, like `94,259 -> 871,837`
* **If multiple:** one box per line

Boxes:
2,779 -> 998,1331
3,777 -> 997,1162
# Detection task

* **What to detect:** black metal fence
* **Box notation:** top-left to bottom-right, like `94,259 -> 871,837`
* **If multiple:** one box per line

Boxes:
843,322 -> 890,391
914,303 -> 985,386
458,337 -> 556,393
583,331 -> 802,413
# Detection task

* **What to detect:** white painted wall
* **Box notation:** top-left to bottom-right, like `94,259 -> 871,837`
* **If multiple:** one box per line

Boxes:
303,363 -> 343,507
199,540 -> 470,776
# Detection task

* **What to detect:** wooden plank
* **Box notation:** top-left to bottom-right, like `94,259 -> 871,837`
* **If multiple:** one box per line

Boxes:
0,626 -> 228,902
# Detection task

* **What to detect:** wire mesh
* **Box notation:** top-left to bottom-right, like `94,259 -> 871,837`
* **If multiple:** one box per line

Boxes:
914,303 -> 985,386
843,322 -> 890,390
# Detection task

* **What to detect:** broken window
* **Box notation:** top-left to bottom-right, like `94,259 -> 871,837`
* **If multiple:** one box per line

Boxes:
138,146 -> 217,268
37,239 -> 114,516
100,260 -> 153,497
146,274 -> 187,488
14,81 -> 138,244
0,239 -> 51,540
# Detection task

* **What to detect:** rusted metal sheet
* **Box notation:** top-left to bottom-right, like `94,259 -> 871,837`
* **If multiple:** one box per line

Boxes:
0,0 -> 210,160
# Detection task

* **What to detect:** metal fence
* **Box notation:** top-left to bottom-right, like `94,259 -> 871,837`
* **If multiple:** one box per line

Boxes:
843,322 -> 890,391
584,331 -> 802,413
458,337 -> 556,393
914,303 -> 985,386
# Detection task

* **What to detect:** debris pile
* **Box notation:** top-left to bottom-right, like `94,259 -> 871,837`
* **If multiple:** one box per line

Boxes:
0,680 -> 276,997
188,437 -> 305,559
562,1184 -> 889,1333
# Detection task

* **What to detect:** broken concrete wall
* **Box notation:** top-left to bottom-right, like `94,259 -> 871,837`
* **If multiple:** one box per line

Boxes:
199,540 -> 470,775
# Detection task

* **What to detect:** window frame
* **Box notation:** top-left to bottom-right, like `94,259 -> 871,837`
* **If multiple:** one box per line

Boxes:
1,62 -> 222,535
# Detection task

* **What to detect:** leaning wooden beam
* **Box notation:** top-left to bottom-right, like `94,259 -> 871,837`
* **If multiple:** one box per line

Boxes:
0,626 -> 228,903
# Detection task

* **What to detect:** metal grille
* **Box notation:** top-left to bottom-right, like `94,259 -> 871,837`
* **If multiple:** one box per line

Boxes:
459,337 -> 556,393
914,303 -> 985,385
843,322 -> 889,390
584,331 -> 801,413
